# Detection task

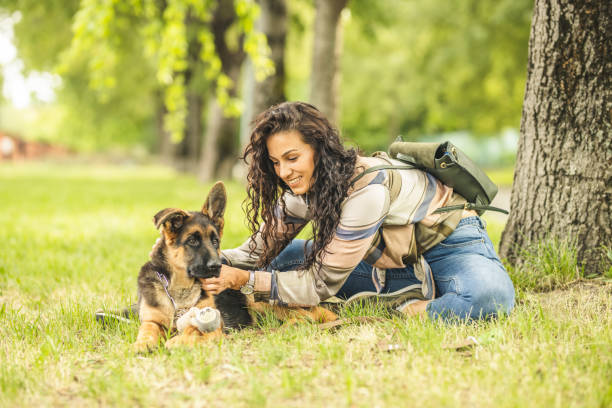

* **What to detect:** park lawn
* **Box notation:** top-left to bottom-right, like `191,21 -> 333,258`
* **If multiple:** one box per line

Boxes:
1,162 -> 610,408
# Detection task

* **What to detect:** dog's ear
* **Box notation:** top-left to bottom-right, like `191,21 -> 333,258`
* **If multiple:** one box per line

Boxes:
202,181 -> 227,220
153,208 -> 190,232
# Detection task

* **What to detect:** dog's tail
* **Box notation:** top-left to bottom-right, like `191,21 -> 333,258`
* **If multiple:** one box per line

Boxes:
95,304 -> 138,328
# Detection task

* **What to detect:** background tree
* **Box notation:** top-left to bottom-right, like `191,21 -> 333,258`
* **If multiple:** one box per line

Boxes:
309,0 -> 347,126
252,0 -> 287,117
61,0 -> 272,179
499,0 -> 611,274
0,0 -> 158,151
341,0 -> 533,152
198,0 -> 246,180
2,0 -> 534,166
202,0 -> 289,181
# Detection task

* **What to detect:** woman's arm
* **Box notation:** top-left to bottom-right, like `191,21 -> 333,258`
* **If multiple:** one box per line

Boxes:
262,183 -> 390,306
200,265 -> 249,294
204,183 -> 390,304
204,193 -> 308,294
221,192 -> 309,269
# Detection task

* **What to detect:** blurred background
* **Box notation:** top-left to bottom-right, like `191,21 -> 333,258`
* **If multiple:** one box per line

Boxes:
0,0 -> 531,180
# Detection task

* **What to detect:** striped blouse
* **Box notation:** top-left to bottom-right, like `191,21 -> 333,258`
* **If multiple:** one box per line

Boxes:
222,153 -> 467,307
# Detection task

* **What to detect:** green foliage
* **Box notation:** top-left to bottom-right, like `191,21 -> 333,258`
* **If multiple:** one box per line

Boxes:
61,0 -> 273,142
3,0 -> 531,156
2,0 -> 80,71
340,0 -> 532,152
0,0 -> 158,150
236,0 -> 275,81
284,0 -> 314,102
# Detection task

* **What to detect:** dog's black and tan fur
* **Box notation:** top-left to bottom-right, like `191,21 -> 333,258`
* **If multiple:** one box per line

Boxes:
133,182 -> 337,352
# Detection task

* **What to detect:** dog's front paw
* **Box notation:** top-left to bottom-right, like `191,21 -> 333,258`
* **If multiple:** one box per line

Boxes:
165,333 -> 199,349
133,321 -> 165,353
165,327 -> 223,349
132,338 -> 158,353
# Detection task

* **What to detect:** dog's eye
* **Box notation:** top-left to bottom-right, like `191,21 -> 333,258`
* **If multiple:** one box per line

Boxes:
187,238 -> 199,247
211,238 -> 219,248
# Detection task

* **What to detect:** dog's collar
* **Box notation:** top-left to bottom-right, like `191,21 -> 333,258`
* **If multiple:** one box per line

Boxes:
156,271 -> 177,310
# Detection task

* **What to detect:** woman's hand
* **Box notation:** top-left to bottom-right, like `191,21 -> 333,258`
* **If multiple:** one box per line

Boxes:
201,265 -> 249,295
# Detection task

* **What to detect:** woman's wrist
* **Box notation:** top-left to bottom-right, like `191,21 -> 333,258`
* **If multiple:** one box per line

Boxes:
225,266 -> 250,290
236,268 -> 250,288
216,265 -> 251,291
254,271 -> 272,293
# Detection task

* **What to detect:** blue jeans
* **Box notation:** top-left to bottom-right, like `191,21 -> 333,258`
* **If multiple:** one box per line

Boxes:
269,216 -> 515,321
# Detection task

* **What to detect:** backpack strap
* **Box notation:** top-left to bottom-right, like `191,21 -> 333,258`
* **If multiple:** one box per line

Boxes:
350,164 -> 417,186
350,164 -> 508,215
432,203 -> 508,215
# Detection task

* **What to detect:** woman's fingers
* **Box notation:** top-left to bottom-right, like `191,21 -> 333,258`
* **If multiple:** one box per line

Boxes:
200,267 -> 246,294
202,277 -> 221,286
201,277 -> 222,294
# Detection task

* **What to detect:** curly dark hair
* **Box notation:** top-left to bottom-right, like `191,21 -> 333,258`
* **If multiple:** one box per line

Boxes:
243,102 -> 358,270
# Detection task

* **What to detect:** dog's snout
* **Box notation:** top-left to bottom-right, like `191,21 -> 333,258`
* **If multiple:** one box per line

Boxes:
206,258 -> 221,270
188,257 -> 221,279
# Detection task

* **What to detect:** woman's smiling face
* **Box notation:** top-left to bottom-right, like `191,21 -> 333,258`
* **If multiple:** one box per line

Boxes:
266,130 -> 316,195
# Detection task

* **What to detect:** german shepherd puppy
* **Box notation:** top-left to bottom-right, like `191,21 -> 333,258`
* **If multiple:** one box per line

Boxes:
133,182 -> 337,352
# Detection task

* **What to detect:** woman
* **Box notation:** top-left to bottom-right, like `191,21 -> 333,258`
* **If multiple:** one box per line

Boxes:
203,102 -> 515,320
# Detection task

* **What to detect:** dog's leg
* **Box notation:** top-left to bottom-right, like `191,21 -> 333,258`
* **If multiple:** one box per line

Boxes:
133,302 -> 172,353
283,306 -> 338,325
307,306 -> 339,323
165,297 -> 224,349
249,299 -> 338,325
133,321 -> 166,353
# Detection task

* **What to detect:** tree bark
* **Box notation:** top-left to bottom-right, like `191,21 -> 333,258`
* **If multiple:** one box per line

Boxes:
499,0 -> 611,274
252,0 -> 287,117
309,0 -> 347,126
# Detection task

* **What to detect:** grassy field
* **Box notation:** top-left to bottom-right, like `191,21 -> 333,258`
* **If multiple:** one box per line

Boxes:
1,162 -> 610,407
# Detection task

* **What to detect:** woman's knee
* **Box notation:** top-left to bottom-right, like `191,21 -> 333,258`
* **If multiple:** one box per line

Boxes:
430,265 -> 515,321
464,270 -> 515,318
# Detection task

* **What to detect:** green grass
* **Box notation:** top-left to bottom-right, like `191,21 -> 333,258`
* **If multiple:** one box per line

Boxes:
506,237 -> 582,292
1,162 -> 611,408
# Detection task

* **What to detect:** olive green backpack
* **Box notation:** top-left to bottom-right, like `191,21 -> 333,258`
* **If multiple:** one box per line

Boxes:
351,139 -> 508,215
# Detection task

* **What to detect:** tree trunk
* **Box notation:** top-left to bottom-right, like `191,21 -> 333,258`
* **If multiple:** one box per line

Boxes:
199,96 -> 236,180
197,0 -> 245,182
252,0 -> 287,117
309,0 -> 347,126
499,0 -> 611,274
182,90 -> 203,171
168,90 -> 203,172
155,90 -> 175,164
175,23 -> 206,173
